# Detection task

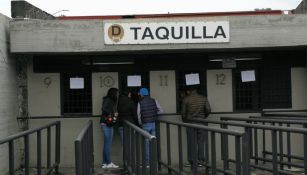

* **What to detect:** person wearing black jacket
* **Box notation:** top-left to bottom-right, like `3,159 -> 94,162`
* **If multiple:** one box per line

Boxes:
100,88 -> 119,169
117,89 -> 138,142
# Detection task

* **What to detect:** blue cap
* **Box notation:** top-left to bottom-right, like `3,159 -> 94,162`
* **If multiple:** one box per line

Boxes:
139,88 -> 149,96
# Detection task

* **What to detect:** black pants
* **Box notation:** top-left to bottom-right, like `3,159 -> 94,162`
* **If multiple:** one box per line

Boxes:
186,127 -> 207,163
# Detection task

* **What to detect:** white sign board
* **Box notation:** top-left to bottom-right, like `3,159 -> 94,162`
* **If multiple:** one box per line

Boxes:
70,77 -> 84,89
127,75 -> 141,87
241,70 -> 256,82
104,21 -> 229,44
185,73 -> 200,85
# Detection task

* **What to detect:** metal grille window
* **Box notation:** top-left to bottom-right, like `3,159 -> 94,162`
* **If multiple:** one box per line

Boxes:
234,69 -> 261,111
61,73 -> 92,114
234,68 -> 291,111
261,68 -> 291,109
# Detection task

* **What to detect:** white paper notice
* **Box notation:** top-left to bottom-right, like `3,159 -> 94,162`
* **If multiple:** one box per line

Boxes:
70,77 -> 84,89
185,73 -> 200,85
241,70 -> 256,82
127,75 -> 141,87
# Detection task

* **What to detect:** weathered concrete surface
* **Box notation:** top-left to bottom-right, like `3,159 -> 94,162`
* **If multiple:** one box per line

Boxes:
294,0 -> 307,14
10,15 -> 307,53
11,0 -> 55,19
0,13 -> 20,175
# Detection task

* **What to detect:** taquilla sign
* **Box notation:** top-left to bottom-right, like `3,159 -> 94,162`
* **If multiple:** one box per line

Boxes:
104,21 -> 230,45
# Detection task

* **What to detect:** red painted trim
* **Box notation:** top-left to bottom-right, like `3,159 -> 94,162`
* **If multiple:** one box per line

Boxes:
57,10 -> 285,20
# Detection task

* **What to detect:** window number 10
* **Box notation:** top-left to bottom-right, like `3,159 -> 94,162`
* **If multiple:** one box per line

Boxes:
216,74 -> 226,85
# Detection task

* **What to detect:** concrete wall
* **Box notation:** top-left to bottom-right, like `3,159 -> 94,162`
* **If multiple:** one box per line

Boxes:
0,14 -> 20,174
10,15 -> 307,53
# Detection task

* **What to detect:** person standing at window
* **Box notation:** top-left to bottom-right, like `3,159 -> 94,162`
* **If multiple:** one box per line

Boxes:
117,89 -> 138,142
181,85 -> 211,167
137,87 -> 164,166
100,88 -> 119,169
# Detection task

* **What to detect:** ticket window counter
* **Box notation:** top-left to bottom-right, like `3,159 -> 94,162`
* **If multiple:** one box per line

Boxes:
119,72 -> 150,105
176,71 -> 207,113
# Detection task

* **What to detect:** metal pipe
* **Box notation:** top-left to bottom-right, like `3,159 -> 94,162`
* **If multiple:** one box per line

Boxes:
37,131 -> 42,175
9,141 -> 14,175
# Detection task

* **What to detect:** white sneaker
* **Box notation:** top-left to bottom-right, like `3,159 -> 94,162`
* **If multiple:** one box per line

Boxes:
106,162 -> 119,169
102,164 -> 107,169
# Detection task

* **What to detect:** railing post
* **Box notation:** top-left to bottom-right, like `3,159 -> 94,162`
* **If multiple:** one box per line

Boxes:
211,131 -> 216,175
55,122 -> 61,173
262,122 -> 266,164
47,127 -> 51,169
178,125 -> 183,173
304,125 -> 307,174
75,140 -> 82,175
123,124 -> 127,168
37,131 -> 42,175
253,122 -> 258,165
9,141 -> 14,175
192,128 -> 198,175
135,133 -> 141,175
286,123 -> 291,168
90,122 -> 94,174
221,124 -> 229,172
156,121 -> 161,171
131,129 -> 136,174
235,135 -> 241,175
141,135 -> 146,175
279,123 -> 284,170
150,137 -> 157,175
24,135 -> 30,175
166,123 -> 171,175
242,132 -> 250,175
271,130 -> 278,175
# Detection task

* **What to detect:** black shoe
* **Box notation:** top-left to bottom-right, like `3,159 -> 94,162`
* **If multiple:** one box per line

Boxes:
184,162 -> 191,167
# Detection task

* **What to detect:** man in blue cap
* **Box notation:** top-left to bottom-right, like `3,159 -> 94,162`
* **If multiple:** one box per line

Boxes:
137,87 -> 163,166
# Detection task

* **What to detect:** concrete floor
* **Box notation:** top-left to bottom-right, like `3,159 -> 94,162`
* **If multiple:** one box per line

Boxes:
15,164 -> 304,175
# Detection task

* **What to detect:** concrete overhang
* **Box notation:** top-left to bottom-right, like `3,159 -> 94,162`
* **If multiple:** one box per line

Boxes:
9,15 -> 307,54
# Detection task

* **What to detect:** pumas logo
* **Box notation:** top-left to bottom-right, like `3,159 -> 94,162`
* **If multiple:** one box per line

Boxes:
108,24 -> 124,43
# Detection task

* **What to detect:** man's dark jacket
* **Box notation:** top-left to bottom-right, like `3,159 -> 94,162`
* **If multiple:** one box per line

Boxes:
117,95 -> 137,126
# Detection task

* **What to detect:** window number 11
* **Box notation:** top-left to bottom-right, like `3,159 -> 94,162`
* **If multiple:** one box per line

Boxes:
216,74 -> 226,85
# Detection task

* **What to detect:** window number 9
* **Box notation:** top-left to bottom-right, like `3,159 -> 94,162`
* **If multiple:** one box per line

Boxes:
216,74 -> 226,85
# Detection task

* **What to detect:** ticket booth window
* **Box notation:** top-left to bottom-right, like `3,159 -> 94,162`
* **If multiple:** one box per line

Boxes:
234,69 -> 261,111
61,73 -> 92,114
234,68 -> 291,111
119,72 -> 150,104
261,68 -> 291,109
176,71 -> 206,113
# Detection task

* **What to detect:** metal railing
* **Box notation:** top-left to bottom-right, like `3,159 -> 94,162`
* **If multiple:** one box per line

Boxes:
157,117 -> 249,175
75,120 -> 94,175
214,116 -> 307,175
0,121 -> 61,175
123,120 -> 157,175
257,113 -> 307,120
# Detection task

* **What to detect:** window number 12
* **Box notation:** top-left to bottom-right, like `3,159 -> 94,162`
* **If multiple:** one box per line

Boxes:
216,74 -> 226,85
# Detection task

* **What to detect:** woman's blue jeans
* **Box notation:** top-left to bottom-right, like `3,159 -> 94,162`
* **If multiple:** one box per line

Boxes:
101,125 -> 113,164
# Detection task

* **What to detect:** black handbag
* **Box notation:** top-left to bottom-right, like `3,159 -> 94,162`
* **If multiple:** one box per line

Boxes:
101,97 -> 119,127
102,114 -> 117,127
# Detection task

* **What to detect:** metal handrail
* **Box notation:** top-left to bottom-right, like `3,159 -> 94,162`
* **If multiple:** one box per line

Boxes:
123,120 -> 157,175
194,117 -> 307,175
0,120 -> 61,175
75,120 -> 94,175
221,116 -> 307,125
157,117 -> 249,175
